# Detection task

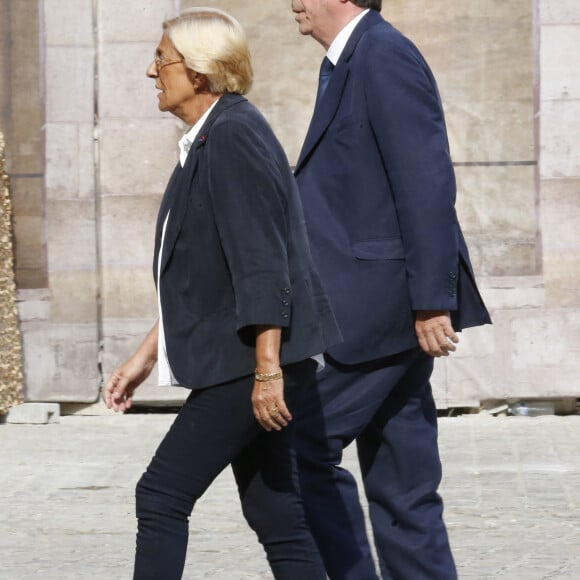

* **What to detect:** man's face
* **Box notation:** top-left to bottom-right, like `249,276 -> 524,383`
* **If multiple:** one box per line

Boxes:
146,32 -> 197,119
292,0 -> 330,41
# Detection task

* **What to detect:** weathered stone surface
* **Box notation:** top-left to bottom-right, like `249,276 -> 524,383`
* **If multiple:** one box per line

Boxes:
540,25 -> 580,101
99,118 -> 178,196
540,0 -> 580,24
3,0 -> 579,408
45,46 -> 95,124
101,266 -> 157,320
98,42 -> 165,120
46,123 -> 95,200
45,200 -> 97,271
540,99 -> 580,179
20,322 -> 99,402
98,0 -> 177,43
100,195 -> 159,267
6,403 -> 60,424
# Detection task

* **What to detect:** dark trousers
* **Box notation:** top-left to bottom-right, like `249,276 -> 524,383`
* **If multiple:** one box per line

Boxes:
294,347 -> 457,580
133,359 -> 324,580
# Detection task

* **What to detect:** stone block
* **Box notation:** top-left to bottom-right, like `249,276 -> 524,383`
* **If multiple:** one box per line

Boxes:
98,0 -> 176,43
45,200 -> 97,271
509,308 -> 580,373
98,42 -> 162,119
445,355 -> 499,408
6,403 -> 60,424
479,276 -> 545,310
99,118 -> 178,196
9,176 -> 44,217
540,1 -> 580,24
100,195 -> 159,267
543,251 -> 580,307
15,269 -> 47,291
540,99 -> 580,179
49,270 -> 98,324
541,26 -> 580,101
8,103 -> 44,175
20,321 -> 100,402
44,0 -> 93,47
447,101 -> 535,164
390,0 -> 533,102
469,240 -> 537,277
17,289 -> 51,322
46,46 -> 94,123
455,165 -> 536,238
541,194 -> 580,251
46,123 -> 95,200
12,215 -> 45,272
101,266 -> 157,319
7,0 -> 43,177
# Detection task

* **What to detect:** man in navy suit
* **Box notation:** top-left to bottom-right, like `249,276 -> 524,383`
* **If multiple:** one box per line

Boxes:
290,1 -> 491,578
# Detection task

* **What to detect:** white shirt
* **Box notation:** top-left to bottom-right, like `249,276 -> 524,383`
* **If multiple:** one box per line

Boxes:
327,9 -> 370,65
157,99 -> 220,386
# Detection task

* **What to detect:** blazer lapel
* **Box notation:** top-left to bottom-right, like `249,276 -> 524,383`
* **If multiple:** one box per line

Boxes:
295,10 -> 383,174
157,93 -> 247,278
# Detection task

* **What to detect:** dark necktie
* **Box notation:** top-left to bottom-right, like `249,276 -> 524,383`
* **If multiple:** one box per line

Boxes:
315,56 -> 334,109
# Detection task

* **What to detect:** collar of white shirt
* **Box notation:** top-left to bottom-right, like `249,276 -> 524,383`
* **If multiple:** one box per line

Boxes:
326,9 -> 370,66
178,97 -> 221,167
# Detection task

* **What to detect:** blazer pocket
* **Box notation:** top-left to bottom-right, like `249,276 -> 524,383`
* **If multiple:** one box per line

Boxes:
353,237 -> 405,260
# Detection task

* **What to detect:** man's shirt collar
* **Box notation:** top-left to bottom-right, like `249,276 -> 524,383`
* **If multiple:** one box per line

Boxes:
327,9 -> 370,65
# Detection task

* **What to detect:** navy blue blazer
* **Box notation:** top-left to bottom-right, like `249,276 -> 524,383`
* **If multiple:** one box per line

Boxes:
154,93 -> 341,389
295,10 -> 491,365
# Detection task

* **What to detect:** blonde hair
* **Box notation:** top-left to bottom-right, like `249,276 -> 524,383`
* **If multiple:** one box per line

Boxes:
163,8 -> 253,95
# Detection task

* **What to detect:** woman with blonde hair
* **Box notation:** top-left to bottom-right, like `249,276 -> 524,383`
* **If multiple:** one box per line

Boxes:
103,7 -> 339,580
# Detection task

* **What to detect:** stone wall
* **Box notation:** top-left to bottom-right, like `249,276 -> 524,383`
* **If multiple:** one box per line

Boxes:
2,0 -> 579,407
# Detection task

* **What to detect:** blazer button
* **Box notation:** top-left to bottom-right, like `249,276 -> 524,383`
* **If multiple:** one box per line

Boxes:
283,288 -> 291,295
282,312 -> 289,319
282,299 -> 289,306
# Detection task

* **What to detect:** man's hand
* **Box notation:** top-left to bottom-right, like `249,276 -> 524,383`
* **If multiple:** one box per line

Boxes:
415,310 -> 459,358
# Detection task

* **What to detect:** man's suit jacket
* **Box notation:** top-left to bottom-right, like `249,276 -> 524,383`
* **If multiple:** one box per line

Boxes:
295,10 -> 491,365
154,93 -> 341,389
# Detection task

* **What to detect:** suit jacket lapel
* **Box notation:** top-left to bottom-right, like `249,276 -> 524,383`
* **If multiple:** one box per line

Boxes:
295,10 -> 383,174
156,93 -> 247,279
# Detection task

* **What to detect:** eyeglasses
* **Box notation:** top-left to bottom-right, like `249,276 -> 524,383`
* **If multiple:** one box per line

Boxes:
153,53 -> 183,71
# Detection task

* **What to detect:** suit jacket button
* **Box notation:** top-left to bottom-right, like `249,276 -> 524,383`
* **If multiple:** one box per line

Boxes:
283,288 -> 291,295
282,312 -> 289,319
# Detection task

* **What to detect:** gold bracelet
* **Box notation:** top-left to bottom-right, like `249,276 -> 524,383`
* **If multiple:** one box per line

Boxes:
254,369 -> 283,382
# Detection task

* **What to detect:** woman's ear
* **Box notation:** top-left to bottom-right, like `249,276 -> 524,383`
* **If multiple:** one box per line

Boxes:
189,71 -> 210,92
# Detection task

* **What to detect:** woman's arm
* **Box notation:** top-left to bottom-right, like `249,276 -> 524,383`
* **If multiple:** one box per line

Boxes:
251,325 -> 292,431
103,320 -> 159,413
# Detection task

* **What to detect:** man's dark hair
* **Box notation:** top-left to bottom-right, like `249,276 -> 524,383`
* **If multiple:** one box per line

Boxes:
351,0 -> 382,10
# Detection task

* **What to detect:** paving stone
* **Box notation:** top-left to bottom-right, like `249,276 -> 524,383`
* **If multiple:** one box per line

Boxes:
0,414 -> 579,578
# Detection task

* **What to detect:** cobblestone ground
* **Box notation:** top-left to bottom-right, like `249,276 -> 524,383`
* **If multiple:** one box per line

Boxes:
1,414 -> 580,579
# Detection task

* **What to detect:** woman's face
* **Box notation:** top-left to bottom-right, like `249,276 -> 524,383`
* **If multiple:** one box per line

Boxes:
146,32 -> 197,121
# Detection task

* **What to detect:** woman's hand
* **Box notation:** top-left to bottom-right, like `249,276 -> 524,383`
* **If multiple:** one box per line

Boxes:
253,325 -> 288,431
103,355 -> 155,413
251,377 -> 292,432
103,321 -> 159,413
